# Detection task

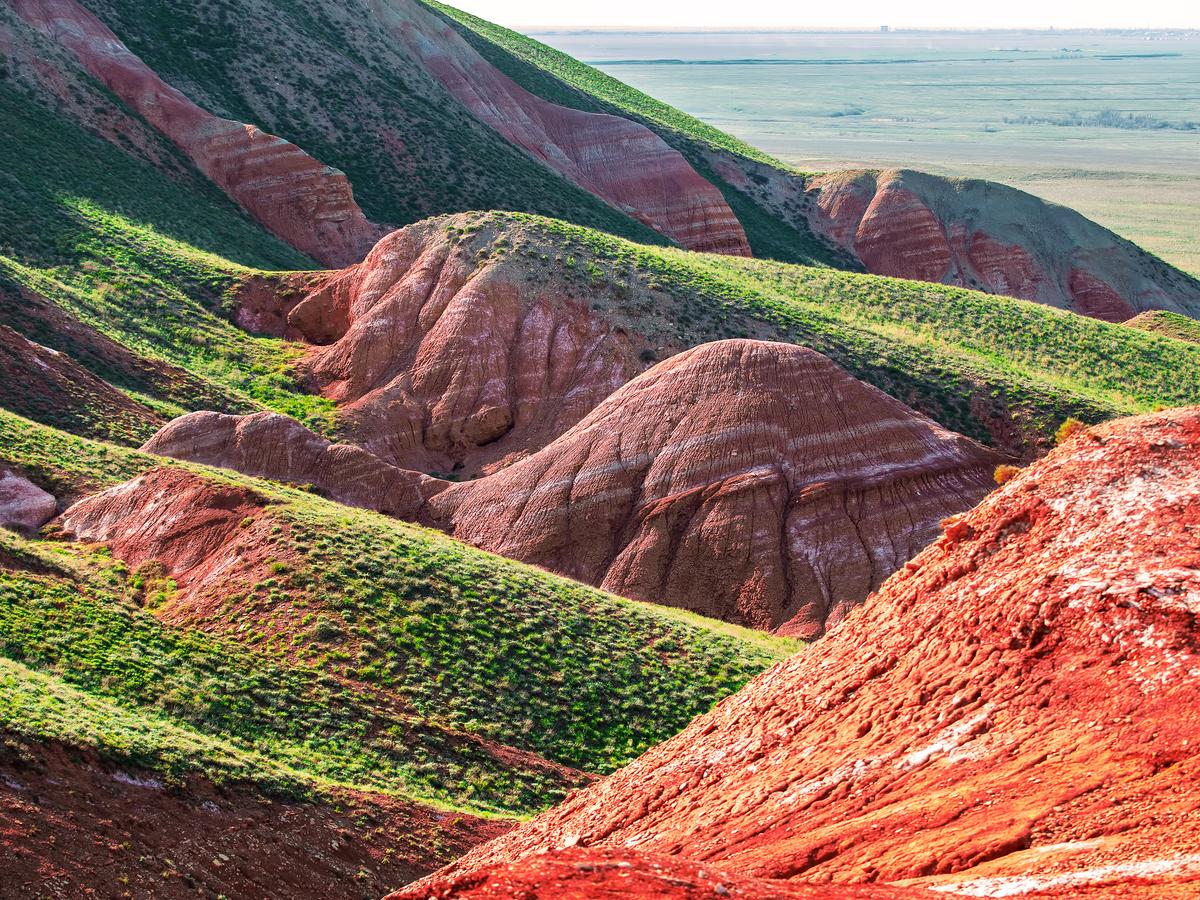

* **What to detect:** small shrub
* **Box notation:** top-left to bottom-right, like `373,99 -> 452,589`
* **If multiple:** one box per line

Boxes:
994,464 -> 1022,485
1055,417 -> 1087,445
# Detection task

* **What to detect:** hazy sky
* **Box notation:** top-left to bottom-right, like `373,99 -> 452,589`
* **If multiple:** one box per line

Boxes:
449,1 -> 1198,30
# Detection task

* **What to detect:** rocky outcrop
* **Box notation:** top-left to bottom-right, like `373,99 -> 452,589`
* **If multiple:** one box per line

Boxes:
10,0 -> 381,266
386,847 -> 918,900
426,407 -> 1200,896
0,469 -> 56,532
371,0 -> 749,256
428,340 -> 1001,637
142,411 -> 447,518
256,222 -> 650,478
144,340 -> 1000,637
807,169 -> 1200,321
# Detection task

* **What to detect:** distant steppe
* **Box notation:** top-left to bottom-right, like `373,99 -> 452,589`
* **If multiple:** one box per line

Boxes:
535,29 -> 1200,275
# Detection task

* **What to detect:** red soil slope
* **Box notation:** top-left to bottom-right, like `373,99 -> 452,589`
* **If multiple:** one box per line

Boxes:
9,0 -> 381,266
143,410 -> 448,519
0,738 -> 504,900
371,0 -> 749,256
423,407 -> 1200,897
140,340 -> 1000,637
57,468 -> 277,609
386,847 -> 918,900
805,169 -> 1200,321
429,340 -> 1000,637
253,222 -> 650,478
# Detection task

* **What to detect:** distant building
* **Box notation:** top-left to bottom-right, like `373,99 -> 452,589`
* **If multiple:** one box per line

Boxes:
880,25 -> 890,33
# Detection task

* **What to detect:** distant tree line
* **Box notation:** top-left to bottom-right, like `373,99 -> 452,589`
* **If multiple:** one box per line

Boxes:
1004,109 -> 1199,131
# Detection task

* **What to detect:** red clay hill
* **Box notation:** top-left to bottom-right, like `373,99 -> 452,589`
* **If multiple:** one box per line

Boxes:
234,221 -> 652,479
426,340 -> 1000,637
802,169 -> 1200,321
412,406 -> 1200,897
144,340 -> 1000,638
369,1 -> 750,256
9,0 -> 381,267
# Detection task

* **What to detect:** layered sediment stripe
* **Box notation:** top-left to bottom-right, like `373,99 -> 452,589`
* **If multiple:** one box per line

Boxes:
370,0 -> 750,256
428,339 -> 1001,636
806,168 -> 1200,320
10,0 -> 381,266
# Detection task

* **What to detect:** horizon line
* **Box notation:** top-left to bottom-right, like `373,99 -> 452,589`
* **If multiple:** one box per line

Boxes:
517,25 -> 1200,33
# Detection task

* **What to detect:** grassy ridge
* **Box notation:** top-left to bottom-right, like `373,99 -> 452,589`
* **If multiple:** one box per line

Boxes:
1126,309 -> 1200,344
84,0 -> 669,247
422,0 -> 781,168
0,409 -> 795,815
447,212 -> 1200,455
423,1 -> 845,267
0,78 -> 341,435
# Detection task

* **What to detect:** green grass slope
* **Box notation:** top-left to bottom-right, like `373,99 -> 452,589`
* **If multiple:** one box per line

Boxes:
0,409 -> 794,817
423,1 -> 844,267
78,0 -> 668,248
432,212 -> 1200,458
0,73 -> 348,438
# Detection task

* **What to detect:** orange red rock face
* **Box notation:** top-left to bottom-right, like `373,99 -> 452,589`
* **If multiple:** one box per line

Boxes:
807,169 -> 1200,322
384,847 -> 921,900
423,407 -> 1200,897
371,0 -> 750,256
9,0 -> 381,266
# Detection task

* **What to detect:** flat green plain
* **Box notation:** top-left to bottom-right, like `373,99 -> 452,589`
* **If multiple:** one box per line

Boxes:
534,29 -> 1200,275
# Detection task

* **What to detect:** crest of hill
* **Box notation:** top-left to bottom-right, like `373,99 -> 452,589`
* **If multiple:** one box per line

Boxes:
418,406 -> 1200,897
237,213 -> 1200,463
428,2 -> 1200,318
14,0 -> 1196,320
142,340 -> 1001,638
1126,309 -> 1200,344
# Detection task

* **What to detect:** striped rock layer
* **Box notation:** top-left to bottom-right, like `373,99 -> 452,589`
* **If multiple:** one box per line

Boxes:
805,169 -> 1200,321
142,340 -> 1000,638
422,407 -> 1200,898
256,223 -> 649,479
10,0 -> 381,266
385,847 -> 918,900
427,339 -> 1000,637
371,0 -> 749,256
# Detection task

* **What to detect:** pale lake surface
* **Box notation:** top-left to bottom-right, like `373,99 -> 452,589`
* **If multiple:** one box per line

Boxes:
529,29 -> 1200,274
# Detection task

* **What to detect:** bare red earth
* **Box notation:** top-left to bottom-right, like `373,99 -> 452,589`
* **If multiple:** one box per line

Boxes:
852,184 -> 952,283
423,408 -> 1200,897
371,1 -> 749,256
807,169 -> 1200,320
386,847 -> 920,900
429,340 -> 1001,637
266,223 -> 649,478
10,0 -> 381,266
0,738 -> 505,900
140,340 -> 1000,637
57,467 -> 275,608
